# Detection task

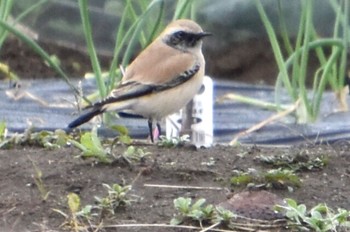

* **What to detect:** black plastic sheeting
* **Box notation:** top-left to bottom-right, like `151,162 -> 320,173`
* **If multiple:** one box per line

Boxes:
1,79 -> 350,145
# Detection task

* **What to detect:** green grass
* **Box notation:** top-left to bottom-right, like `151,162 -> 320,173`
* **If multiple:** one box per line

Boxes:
0,0 -> 87,102
255,0 -> 349,122
0,0 -> 14,49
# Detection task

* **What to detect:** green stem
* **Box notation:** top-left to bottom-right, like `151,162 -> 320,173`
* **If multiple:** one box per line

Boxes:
255,0 -> 292,99
278,39 -> 344,78
78,0 -> 105,98
121,0 -> 163,67
277,0 -> 293,56
107,0 -> 133,92
0,19 -> 83,98
0,0 -> 13,48
313,47 -> 342,114
221,93 -> 287,111
338,0 -> 348,89
145,0 -> 164,45
13,0 -> 47,23
173,0 -> 193,20
298,0 -> 313,118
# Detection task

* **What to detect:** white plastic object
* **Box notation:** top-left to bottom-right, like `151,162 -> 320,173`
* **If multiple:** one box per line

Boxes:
166,76 -> 213,148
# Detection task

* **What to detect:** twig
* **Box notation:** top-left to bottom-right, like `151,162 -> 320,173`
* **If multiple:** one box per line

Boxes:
230,99 -> 301,145
199,222 -> 221,232
130,168 -> 143,186
0,207 -> 16,216
217,93 -> 286,111
144,184 -> 223,190
5,88 -> 49,107
94,223 -> 237,232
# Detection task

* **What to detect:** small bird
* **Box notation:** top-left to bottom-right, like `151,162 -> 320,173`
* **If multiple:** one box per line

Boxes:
68,19 -> 211,142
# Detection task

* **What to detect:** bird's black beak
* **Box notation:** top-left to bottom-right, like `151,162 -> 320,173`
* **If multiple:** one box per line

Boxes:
198,31 -> 212,38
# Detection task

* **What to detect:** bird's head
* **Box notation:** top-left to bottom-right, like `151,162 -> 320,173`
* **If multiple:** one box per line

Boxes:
161,19 -> 211,52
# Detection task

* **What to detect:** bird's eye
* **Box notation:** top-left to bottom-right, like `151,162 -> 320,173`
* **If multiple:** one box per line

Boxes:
168,31 -> 187,45
175,31 -> 186,39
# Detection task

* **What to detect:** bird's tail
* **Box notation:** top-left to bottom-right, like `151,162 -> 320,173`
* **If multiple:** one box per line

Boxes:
68,107 -> 104,128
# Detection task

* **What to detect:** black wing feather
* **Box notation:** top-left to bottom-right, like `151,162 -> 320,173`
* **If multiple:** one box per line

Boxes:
68,63 -> 200,128
68,107 -> 104,128
96,63 -> 200,105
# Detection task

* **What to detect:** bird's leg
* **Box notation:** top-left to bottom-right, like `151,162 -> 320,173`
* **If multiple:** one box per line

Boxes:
148,119 -> 154,143
148,120 -> 162,143
152,123 -> 162,143
156,122 -> 161,137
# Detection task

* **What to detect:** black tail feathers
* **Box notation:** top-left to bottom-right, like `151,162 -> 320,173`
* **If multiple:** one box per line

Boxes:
68,107 -> 104,128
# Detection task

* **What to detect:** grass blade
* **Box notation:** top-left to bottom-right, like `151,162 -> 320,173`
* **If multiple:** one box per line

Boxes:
78,0 -> 105,98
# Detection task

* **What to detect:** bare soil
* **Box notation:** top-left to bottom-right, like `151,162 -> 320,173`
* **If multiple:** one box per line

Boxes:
1,38 -> 350,231
1,143 -> 350,232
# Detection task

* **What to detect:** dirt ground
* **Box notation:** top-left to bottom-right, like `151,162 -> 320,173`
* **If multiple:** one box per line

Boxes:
1,143 -> 350,232
1,38 -> 350,231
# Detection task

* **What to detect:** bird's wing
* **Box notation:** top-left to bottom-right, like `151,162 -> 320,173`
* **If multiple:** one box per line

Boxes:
89,41 -> 201,110
122,39 -> 198,85
101,62 -> 200,105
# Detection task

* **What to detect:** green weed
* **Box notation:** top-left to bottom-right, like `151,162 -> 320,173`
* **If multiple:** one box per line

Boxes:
69,127 -> 111,164
257,153 -> 328,171
95,183 -> 133,215
29,158 -> 50,201
171,197 -> 215,227
0,127 -> 70,149
231,168 -> 301,190
157,134 -> 190,148
276,198 -> 350,231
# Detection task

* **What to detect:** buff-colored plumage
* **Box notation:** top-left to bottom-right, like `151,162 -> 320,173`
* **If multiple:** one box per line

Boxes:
122,19 -> 204,84
68,19 -> 210,142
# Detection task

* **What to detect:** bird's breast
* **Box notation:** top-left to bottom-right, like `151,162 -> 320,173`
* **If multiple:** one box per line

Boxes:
130,68 -> 205,121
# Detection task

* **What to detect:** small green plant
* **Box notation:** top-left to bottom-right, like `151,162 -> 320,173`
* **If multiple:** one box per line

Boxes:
0,127 -> 70,149
157,134 -> 190,148
69,127 -> 111,164
171,197 -> 243,230
95,183 -> 133,215
121,145 -> 151,163
276,198 -> 350,231
170,197 -> 215,227
110,124 -> 132,145
69,127 -> 152,165
257,153 -> 328,171
53,193 -> 90,232
213,206 -> 237,226
30,158 -> 50,201
264,168 -> 301,189
31,129 -> 69,149
0,121 -> 6,141
54,185 -> 134,230
230,168 -> 301,190
74,204 -> 95,222
0,63 -> 19,82
230,172 -> 254,186
201,157 -> 216,167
